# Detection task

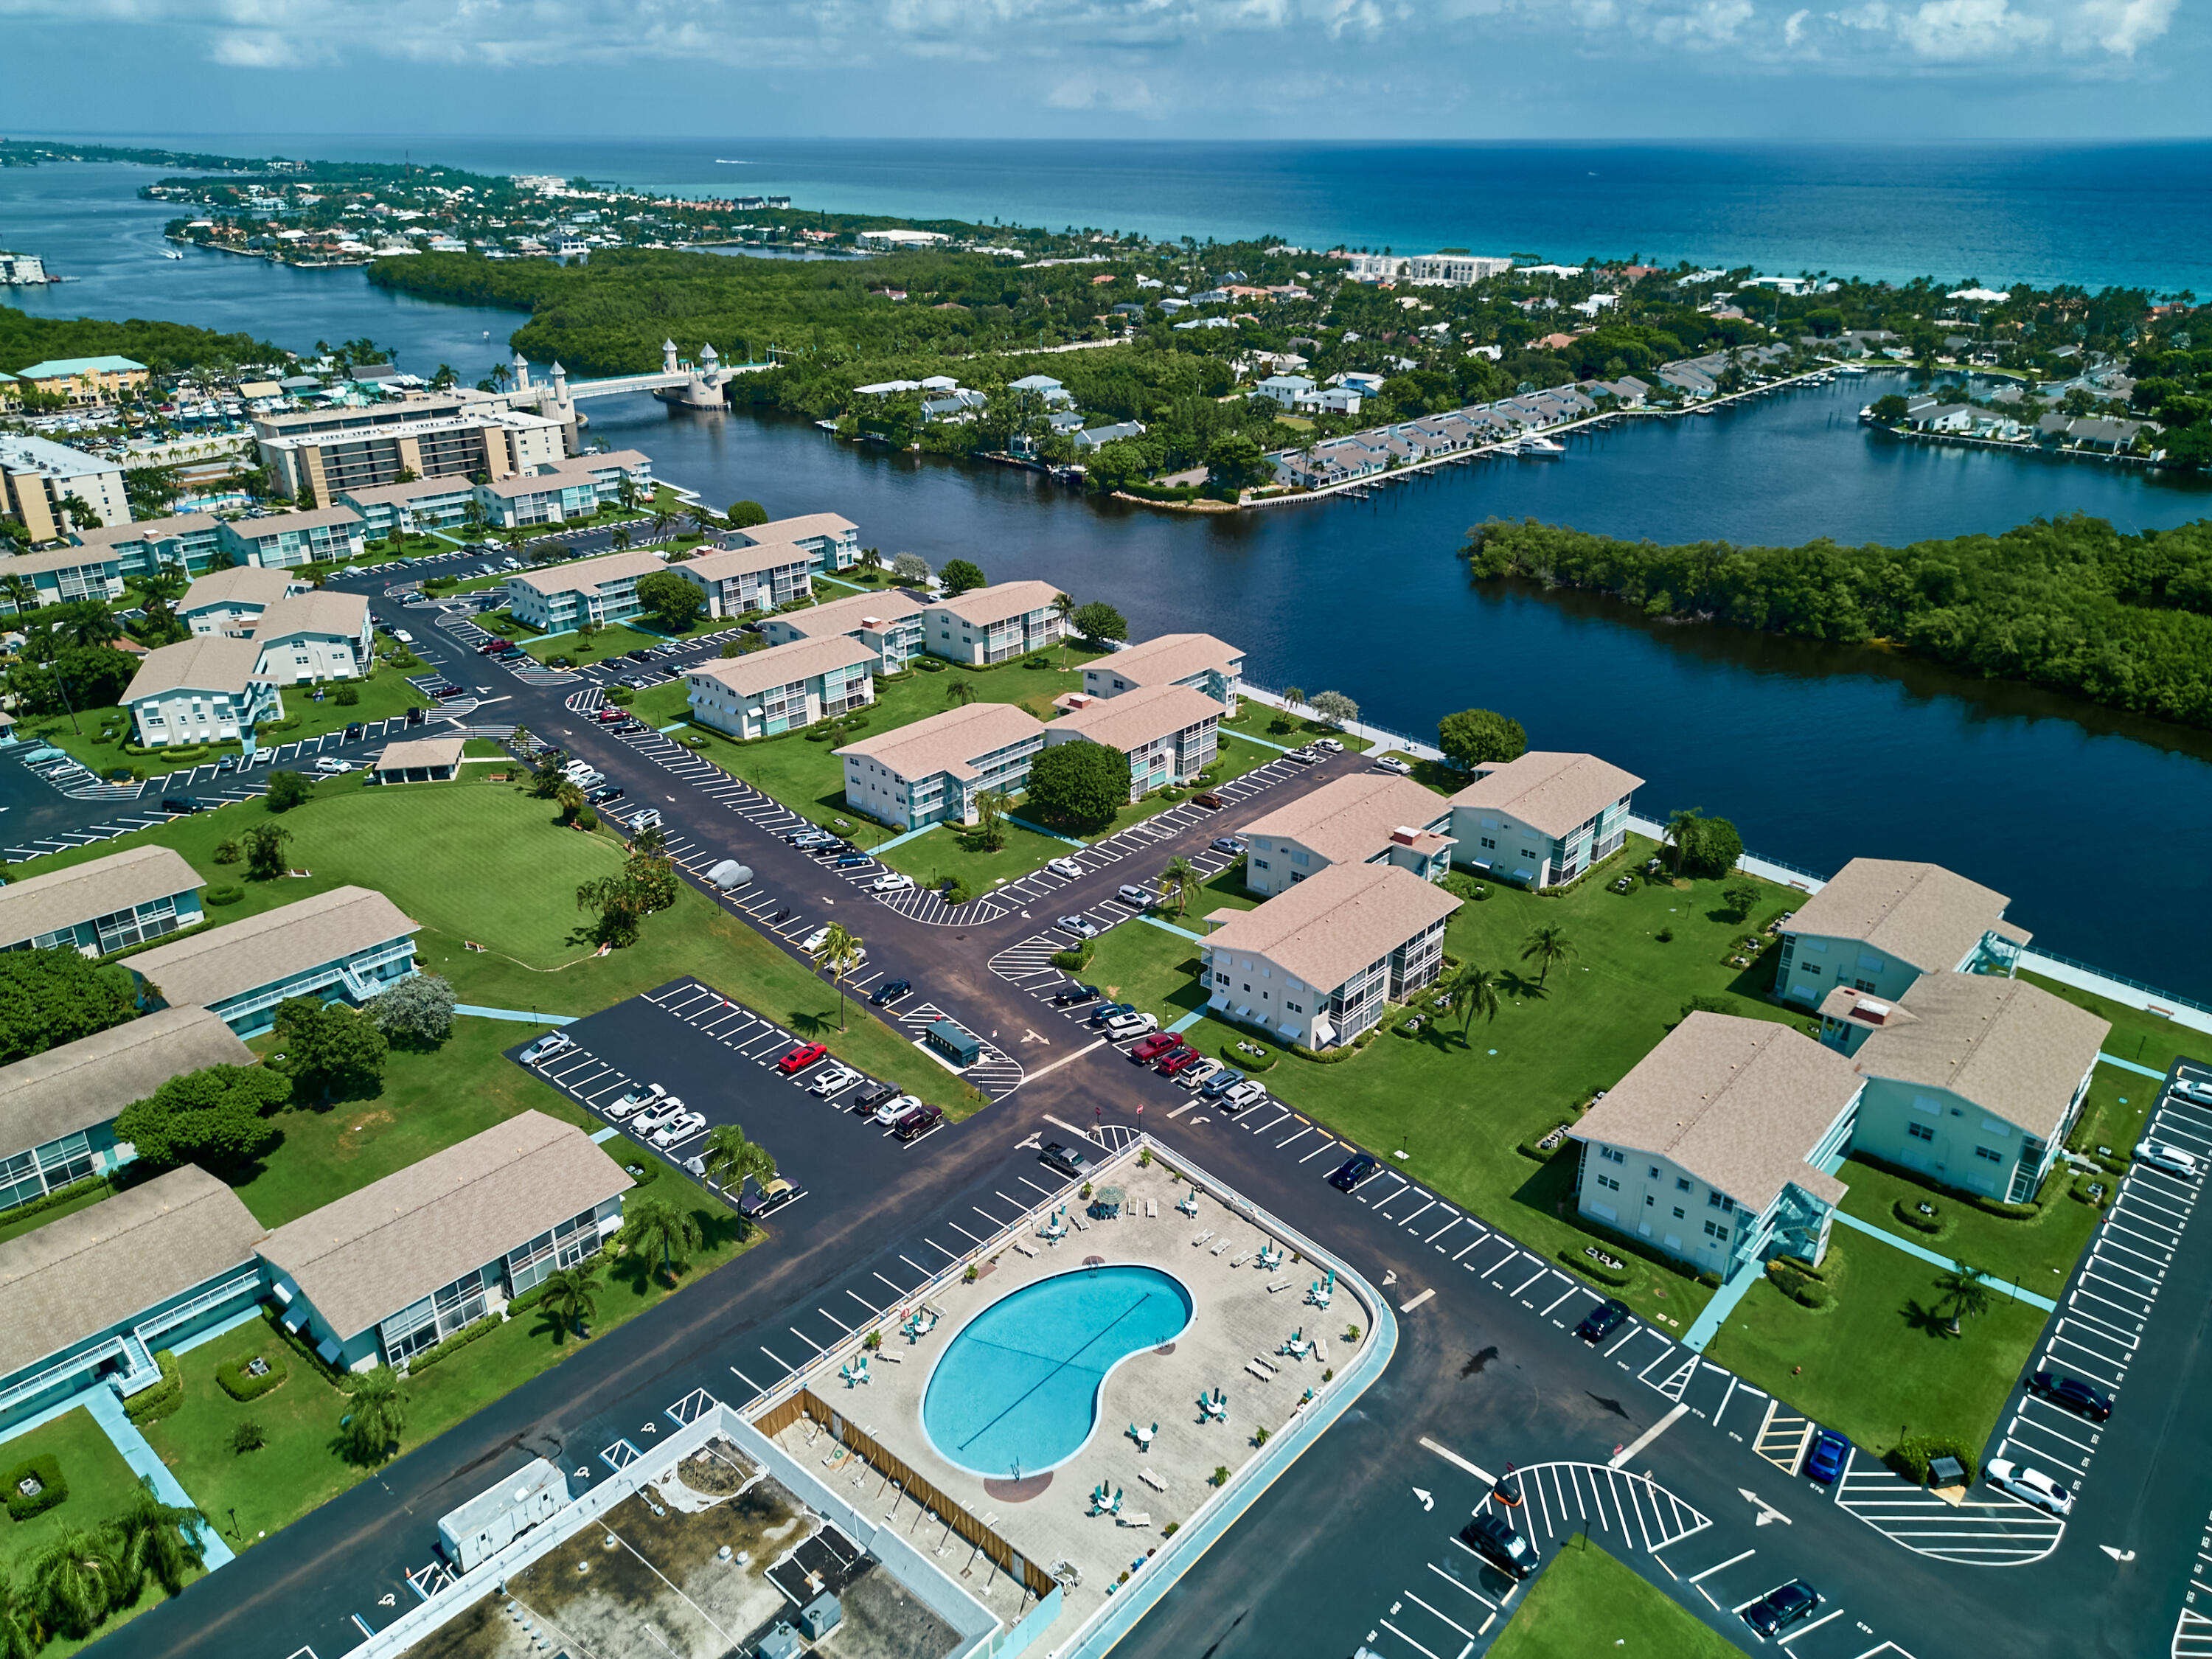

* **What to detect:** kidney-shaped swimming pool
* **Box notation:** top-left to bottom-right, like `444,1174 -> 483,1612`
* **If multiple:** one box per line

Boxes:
920,1264 -> 1194,1478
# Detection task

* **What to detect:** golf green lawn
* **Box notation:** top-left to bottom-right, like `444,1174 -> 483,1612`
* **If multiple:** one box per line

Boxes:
1487,1535 -> 1742,1659
1704,1229 -> 2053,1461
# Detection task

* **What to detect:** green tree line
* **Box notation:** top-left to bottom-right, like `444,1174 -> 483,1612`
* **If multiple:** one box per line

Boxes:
1462,515 -> 2212,729
0,305 -> 284,377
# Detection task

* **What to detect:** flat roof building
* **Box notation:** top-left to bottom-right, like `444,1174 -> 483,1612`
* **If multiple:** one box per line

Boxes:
757,588 -> 925,672
11,355 -> 148,406
1777,858 -> 2028,1010
0,844 -> 204,957
260,1110 -> 630,1371
686,634 -> 877,742
0,1007 -> 251,1218
1,434 -> 131,544
837,702 -> 1046,831
1201,860 -> 1460,1049
923,580 -> 1066,667
1082,633 -> 1244,709
1048,684 -> 1223,801
127,885 -> 420,1035
254,403 -> 568,503
1237,772 -> 1455,897
1447,751 -> 1642,889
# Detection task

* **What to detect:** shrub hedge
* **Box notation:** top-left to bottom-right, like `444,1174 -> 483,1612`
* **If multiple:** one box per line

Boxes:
2,1453 -> 66,1521
124,1349 -> 183,1424
403,1311 -> 504,1375
216,1344 -> 292,1402
205,885 -> 245,906
1051,947 -> 1093,972
1891,1197 -> 1948,1235
1885,1434 -> 1980,1487
1558,1245 -> 1633,1287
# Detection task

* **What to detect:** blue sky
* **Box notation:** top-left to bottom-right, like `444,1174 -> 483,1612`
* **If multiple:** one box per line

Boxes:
4,0 -> 2204,138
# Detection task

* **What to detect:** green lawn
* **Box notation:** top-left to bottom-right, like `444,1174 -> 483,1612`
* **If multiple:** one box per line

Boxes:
1220,700 -> 1373,754
1832,1152 -> 2101,1301
1079,919 -> 1210,1021
628,677 -> 695,728
875,819 -> 1078,894
0,1406 -> 150,1582
1704,1230 -> 2051,1461
1489,1536 -> 1741,1659
515,620 -> 681,663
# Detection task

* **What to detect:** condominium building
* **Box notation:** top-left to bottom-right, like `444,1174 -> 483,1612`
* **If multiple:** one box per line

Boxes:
0,434 -> 131,543
726,512 -> 859,574
1571,1013 -> 1863,1275
1237,773 -> 1455,897
1082,633 -> 1244,709
1047,684 -> 1222,801
1200,861 -> 1461,1048
336,474 -> 481,537
686,635 -> 877,740
1775,859 -> 2029,1009
178,566 -> 307,636
837,702 -> 1046,830
923,580 -> 1065,666
757,588 -> 925,672
0,543 -> 128,613
502,549 -> 668,633
672,540 -> 816,619
10,355 -> 149,406
214,505 -> 368,570
0,845 -> 203,956
243,590 -> 375,683
1447,751 -> 1642,889
71,512 -> 224,578
126,885 -> 420,1035
252,400 -> 568,501
122,636 -> 284,748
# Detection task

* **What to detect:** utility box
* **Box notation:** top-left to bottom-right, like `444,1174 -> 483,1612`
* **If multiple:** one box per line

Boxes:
799,1591 -> 843,1639
755,1621 -> 804,1659
923,1018 -> 981,1068
437,1458 -> 570,1572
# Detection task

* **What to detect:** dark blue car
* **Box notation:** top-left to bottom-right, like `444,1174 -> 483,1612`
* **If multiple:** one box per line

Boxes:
1804,1429 -> 1849,1484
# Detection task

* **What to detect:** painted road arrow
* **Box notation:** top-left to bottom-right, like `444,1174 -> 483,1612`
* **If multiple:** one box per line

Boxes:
1413,1488 -> 1434,1512
1739,1487 -> 1792,1526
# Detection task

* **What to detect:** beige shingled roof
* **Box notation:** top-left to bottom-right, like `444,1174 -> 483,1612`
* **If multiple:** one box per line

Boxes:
836,701 -> 1043,783
128,886 -> 418,1010
740,512 -> 855,544
1202,861 -> 1461,994
0,844 -> 201,950
0,1007 -> 251,1159
688,633 -> 876,698
0,1166 -> 266,1377
1237,772 -> 1451,863
123,634 -> 268,702
505,549 -> 668,597
372,736 -> 467,773
226,505 -> 364,538
1091,633 -> 1242,690
1448,751 -> 1644,839
678,540 -> 815,582
258,1110 -> 630,1340
72,512 -> 219,550
931,580 -> 1063,627
4,545 -> 131,577
775,589 -> 922,636
250,590 -> 369,641
179,566 -> 296,613
1056,682 -> 1223,754
1786,858 -> 2020,975
1571,1013 -> 1860,1214
1857,973 -> 2109,1141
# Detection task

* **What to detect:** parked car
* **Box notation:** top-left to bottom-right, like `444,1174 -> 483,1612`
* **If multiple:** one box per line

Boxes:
588,784 -> 627,804
893,1103 -> 945,1141
649,1111 -> 706,1149
809,1065 -> 861,1097
1089,1001 -> 1136,1026
1041,1141 -> 1089,1178
1102,1012 -> 1158,1042
872,872 -> 916,891
1115,883 -> 1157,910
1199,1067 -> 1246,1100
1327,1152 -> 1380,1192
2135,1139 -> 2202,1180
1192,792 -> 1225,810
1048,856 -> 1086,880
1455,1510 -> 1538,1581
631,1096 -> 689,1136
2029,1371 -> 2113,1422
872,979 -> 914,1006
596,707 -> 629,723
2173,1075 -> 2212,1106
519,1032 -> 574,1065
161,796 -> 206,814
833,853 -> 872,869
872,1093 -> 922,1127
1158,1046 -> 1205,1077
1284,748 -> 1318,765
1984,1459 -> 2074,1516
1313,738 -> 1344,754
406,706 -> 426,726
852,1083 -> 900,1113
343,723 -> 364,740
1130,1032 -> 1184,1064
1210,835 -> 1247,855
627,648 -> 655,662
1057,914 -> 1100,939
476,639 -> 507,654
1373,756 -> 1412,775
1803,1429 -> 1849,1484
1177,1057 -> 1225,1091
1740,1581 -> 1821,1639
1575,1298 -> 1631,1343
606,1083 -> 667,1119
740,1177 -> 797,1219
1052,983 -> 1102,1008
313,757 -> 354,774
1218,1079 -> 1268,1113
777,1043 -> 828,1075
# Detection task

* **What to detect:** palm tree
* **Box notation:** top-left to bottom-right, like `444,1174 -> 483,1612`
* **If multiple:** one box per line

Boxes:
1520,925 -> 1575,987
859,546 -> 885,578
1663,807 -> 1703,874
811,921 -> 864,1032
0,574 -> 36,619
1053,591 -> 1076,664
1282,685 -> 1305,714
1158,855 -> 1200,917
698,1121 -> 776,1195
0,1571 -> 36,1659
1444,961 -> 1502,1040
1934,1263 -> 1994,1338
610,525 -> 632,552
108,1476 -> 206,1599
32,1527 -> 121,1639
554,779 -> 585,824
341,1366 -> 408,1464
622,1194 -> 705,1286
946,678 -> 979,707
974,787 -> 1012,852
538,1262 -> 603,1340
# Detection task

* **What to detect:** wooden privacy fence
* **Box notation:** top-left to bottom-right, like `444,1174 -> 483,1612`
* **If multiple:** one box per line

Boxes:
757,1388 -> 1056,1600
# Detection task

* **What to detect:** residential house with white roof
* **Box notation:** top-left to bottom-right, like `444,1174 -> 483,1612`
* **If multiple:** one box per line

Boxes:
923,580 -> 1066,665
1200,861 -> 1461,1048
1447,751 -> 1642,888
758,588 -> 926,672
686,634 -> 877,740
670,540 -> 815,619
836,702 -> 1046,830
1082,633 -> 1243,708
1254,375 -> 1318,408
1047,684 -> 1222,801
502,548 -> 667,633
1237,773 -> 1455,897
1775,858 -> 2028,1009
1570,1013 -> 1863,1274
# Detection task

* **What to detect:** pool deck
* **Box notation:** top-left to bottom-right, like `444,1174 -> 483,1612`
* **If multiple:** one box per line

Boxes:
768,1154 -> 1377,1649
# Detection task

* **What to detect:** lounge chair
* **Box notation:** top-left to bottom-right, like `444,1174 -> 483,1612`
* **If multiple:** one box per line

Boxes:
1191,1229 -> 1214,1248
1138,1468 -> 1168,1493
1211,1237 -> 1232,1256
1117,1512 -> 1152,1528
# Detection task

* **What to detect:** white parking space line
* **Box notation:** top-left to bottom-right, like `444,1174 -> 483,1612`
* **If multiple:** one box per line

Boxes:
1778,1607 -> 1847,1645
1424,1560 -> 1498,1613
1687,1548 -> 1756,1584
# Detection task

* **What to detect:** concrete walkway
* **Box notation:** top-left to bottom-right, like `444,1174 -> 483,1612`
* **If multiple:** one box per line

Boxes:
1830,1211 -> 2058,1311
1006,814 -> 1089,849
590,1124 -> 622,1144
1166,1009 -> 1208,1034
1683,1257 -> 1761,1353
85,1387 -> 236,1569
1220,726 -> 1295,755
2099,1052 -> 2171,1081
1141,914 -> 1206,943
456,1004 -> 574,1025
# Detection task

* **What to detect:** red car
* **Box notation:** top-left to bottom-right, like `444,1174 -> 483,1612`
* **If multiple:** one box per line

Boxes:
1130,1032 -> 1184,1064
596,707 -> 629,723
777,1043 -> 827,1075
1157,1046 -> 1203,1076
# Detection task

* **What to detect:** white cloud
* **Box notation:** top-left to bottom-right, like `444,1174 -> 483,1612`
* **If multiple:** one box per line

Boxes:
1045,69 -> 1161,108
1892,0 -> 2048,58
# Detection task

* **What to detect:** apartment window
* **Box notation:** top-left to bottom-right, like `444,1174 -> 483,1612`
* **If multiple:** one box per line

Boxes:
1599,1147 -> 1625,1165
1672,1206 -> 1686,1220
1703,1219 -> 1728,1242
1975,1146 -> 2003,1164
1252,858 -> 1270,871
1646,1166 -> 1660,1180
1596,1174 -> 1620,1192
1908,1122 -> 1934,1142
1707,1192 -> 1732,1212
1479,837 -> 1495,850
1675,1177 -> 1692,1193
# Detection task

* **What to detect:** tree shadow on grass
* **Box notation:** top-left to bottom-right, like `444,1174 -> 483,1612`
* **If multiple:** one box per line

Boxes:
785,1006 -> 836,1040
1899,1298 -> 1959,1340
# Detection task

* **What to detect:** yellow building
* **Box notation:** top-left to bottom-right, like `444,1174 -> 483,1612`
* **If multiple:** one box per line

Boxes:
11,355 -> 150,406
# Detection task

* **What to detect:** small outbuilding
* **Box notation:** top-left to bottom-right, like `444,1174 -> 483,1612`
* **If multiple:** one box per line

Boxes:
436,1456 -> 571,1572
371,735 -> 466,783
923,1018 -> 982,1068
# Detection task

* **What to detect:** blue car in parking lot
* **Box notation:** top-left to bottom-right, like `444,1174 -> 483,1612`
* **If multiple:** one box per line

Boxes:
1804,1428 -> 1849,1484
